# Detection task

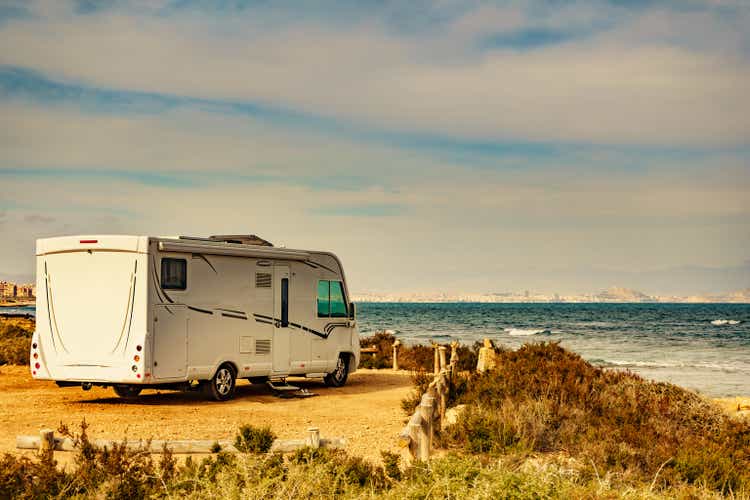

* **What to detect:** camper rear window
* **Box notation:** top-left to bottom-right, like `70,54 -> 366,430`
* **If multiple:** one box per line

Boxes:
317,280 -> 347,318
161,258 -> 187,290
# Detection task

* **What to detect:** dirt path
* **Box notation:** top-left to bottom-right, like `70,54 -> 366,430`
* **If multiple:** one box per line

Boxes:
0,366 -> 414,464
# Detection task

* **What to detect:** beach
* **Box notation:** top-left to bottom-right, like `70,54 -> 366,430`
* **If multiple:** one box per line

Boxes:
0,364 -> 414,465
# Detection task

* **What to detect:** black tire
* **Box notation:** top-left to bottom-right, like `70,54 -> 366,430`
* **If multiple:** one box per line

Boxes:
113,385 -> 142,399
204,364 -> 237,401
324,354 -> 350,387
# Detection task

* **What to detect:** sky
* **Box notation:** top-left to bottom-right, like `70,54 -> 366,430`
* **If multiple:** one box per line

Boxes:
0,0 -> 748,296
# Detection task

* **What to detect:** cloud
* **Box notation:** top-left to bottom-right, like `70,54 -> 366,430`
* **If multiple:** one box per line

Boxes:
0,1 -> 748,147
0,0 -> 748,294
23,213 -> 56,224
310,203 -> 409,217
480,27 -> 581,50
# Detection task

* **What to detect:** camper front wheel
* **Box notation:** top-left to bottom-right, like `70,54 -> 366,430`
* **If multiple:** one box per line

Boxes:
205,364 -> 237,401
324,354 -> 350,388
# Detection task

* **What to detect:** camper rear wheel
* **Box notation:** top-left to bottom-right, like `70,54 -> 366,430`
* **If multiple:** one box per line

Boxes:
205,364 -> 237,401
324,354 -> 350,388
113,385 -> 142,399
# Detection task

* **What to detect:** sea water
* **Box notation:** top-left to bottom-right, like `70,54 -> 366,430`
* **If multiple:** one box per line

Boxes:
6,303 -> 749,397
357,303 -> 750,397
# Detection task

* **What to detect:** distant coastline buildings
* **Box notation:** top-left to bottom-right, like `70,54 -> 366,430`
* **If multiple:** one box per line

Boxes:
352,287 -> 750,304
0,281 -> 36,300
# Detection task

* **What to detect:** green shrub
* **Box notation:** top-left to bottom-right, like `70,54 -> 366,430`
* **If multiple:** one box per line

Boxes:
0,452 -> 68,499
0,322 -> 32,365
358,331 -> 480,372
0,419 -> 739,499
235,424 -> 276,454
380,450 -> 402,482
444,342 -> 750,494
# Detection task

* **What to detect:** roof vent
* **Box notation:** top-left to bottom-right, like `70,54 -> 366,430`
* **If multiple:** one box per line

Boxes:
208,235 -> 274,247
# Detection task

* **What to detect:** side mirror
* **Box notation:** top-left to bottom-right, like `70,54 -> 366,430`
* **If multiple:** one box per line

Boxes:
349,302 -> 356,320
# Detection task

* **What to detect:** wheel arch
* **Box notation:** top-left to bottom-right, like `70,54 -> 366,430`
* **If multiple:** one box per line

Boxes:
210,360 -> 239,380
337,350 -> 356,374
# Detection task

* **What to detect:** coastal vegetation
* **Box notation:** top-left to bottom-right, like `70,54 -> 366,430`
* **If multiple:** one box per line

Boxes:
443,342 -> 750,495
0,316 -> 32,365
359,330 -> 479,372
2,323 -> 748,498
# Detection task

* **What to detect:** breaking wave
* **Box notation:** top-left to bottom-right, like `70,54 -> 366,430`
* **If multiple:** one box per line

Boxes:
505,328 -> 551,337
592,359 -> 750,373
711,319 -> 741,326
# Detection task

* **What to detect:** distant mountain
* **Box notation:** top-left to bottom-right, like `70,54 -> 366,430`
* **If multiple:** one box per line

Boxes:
596,287 -> 655,302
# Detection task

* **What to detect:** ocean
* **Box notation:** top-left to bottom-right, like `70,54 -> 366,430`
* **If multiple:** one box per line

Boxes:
357,302 -> 750,398
5,303 -> 749,397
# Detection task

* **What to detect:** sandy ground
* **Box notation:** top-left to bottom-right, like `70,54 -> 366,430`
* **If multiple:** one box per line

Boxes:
0,366 -> 414,464
714,397 -> 750,418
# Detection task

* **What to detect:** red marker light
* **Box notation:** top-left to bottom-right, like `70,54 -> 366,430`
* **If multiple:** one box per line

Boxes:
35,362 -> 40,369
80,239 -> 98,244
136,374 -> 141,379
32,371 -> 36,375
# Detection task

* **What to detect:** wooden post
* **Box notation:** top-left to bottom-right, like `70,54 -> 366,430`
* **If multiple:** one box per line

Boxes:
438,346 -> 447,371
417,425 -> 429,460
420,395 -> 435,451
39,429 -> 54,461
408,419 -> 421,459
392,339 -> 400,371
307,427 -> 320,449
477,338 -> 496,372
433,344 -> 440,375
450,341 -> 459,369
436,375 -> 447,425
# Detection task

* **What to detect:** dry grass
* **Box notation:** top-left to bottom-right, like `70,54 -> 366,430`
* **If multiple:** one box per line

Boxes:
445,342 -> 750,495
0,318 -> 32,365
1,422 -> 733,499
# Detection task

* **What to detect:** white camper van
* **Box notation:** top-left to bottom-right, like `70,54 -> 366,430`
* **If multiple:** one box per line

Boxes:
31,234 -> 360,401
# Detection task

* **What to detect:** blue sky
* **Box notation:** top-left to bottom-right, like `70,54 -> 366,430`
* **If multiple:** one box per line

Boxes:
0,0 -> 748,295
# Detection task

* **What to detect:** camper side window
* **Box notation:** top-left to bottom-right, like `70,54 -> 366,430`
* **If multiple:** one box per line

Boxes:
161,258 -> 187,290
317,280 -> 330,317
317,280 -> 348,318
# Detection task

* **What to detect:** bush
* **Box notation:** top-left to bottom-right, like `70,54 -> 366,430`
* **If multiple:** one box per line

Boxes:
358,331 -> 395,369
358,331 -> 480,372
445,342 -> 750,494
0,321 -> 32,365
0,452 -> 68,499
0,419 -> 738,498
235,424 -> 276,454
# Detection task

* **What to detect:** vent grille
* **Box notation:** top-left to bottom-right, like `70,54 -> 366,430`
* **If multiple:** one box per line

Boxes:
255,339 -> 271,355
255,272 -> 272,288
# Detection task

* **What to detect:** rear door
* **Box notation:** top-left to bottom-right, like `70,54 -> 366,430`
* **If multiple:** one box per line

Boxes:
153,305 -> 187,379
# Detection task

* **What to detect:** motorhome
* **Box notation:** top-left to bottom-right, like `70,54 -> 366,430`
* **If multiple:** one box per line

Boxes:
31,234 -> 360,401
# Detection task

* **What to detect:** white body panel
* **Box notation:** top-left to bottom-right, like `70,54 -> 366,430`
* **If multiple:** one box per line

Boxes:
31,235 -> 360,387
